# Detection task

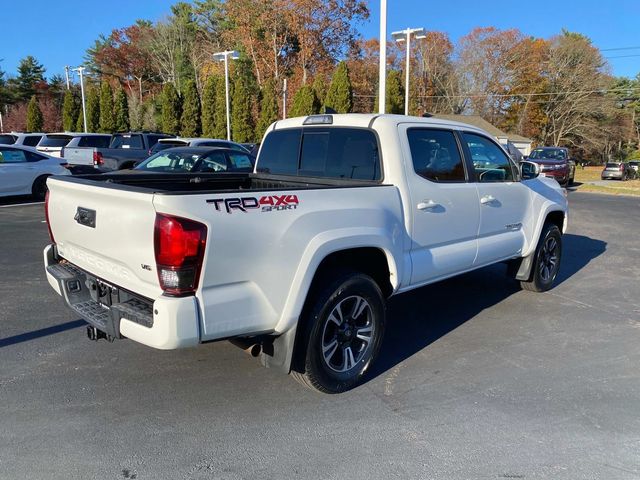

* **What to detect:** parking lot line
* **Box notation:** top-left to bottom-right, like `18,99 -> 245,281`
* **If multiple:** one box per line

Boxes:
0,201 -> 44,208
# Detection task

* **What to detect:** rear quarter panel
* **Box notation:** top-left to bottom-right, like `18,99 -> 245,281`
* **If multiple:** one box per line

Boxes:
152,185 -> 406,340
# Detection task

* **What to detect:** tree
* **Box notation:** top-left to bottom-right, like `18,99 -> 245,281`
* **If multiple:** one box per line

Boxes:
13,56 -> 45,102
85,86 -> 101,132
289,84 -> 318,117
180,79 -> 201,136
257,79 -> 279,138
312,75 -> 327,107
114,86 -> 130,131
99,82 -> 115,132
385,70 -> 404,114
161,82 -> 181,134
76,108 -> 85,132
213,75 -> 229,139
26,96 -> 43,131
62,90 -> 78,131
231,76 -> 255,142
201,75 -> 219,137
324,61 -> 352,113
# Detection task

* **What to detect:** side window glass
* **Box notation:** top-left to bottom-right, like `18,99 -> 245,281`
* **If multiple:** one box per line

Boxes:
0,149 -> 28,163
199,152 -> 228,172
256,128 -> 301,175
25,151 -> 46,162
463,133 -> 515,182
407,129 -> 465,182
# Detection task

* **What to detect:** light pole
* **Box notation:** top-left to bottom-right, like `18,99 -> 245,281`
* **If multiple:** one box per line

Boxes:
378,0 -> 387,114
64,66 -> 71,90
74,67 -> 88,132
391,27 -> 426,115
213,50 -> 239,141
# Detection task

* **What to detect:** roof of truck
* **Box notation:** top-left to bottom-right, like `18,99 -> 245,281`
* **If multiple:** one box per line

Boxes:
272,114 -> 489,136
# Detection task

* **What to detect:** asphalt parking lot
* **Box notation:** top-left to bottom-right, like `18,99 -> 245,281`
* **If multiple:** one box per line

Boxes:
1,192 -> 639,479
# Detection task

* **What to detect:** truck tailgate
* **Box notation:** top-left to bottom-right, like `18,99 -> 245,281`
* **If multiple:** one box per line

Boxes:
63,147 -> 94,166
47,177 -> 161,300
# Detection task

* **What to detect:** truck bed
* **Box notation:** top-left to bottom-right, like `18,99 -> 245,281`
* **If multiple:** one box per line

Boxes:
54,172 -> 385,194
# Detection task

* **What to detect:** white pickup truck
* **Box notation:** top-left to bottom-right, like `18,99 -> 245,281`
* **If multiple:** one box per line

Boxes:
44,114 -> 567,393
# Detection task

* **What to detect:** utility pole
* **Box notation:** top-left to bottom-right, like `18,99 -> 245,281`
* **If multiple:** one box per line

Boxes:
74,67 -> 88,133
213,50 -> 239,141
283,78 -> 287,119
378,0 -> 387,114
64,66 -> 71,90
392,27 -> 426,115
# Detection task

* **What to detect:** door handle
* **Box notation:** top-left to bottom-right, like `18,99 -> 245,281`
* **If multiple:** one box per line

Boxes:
480,195 -> 497,205
417,200 -> 440,211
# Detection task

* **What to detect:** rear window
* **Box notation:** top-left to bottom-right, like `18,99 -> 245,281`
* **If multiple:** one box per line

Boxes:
0,134 -> 17,144
257,127 -> 381,181
78,135 -> 111,148
22,135 -> 42,146
606,163 -> 620,168
110,134 -> 143,149
39,135 -> 72,147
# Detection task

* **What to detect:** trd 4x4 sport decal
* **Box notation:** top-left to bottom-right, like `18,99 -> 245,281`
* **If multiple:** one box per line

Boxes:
207,194 -> 300,213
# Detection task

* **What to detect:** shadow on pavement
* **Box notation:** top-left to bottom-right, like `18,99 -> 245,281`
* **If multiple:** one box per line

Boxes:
0,320 -> 86,348
366,233 -> 606,383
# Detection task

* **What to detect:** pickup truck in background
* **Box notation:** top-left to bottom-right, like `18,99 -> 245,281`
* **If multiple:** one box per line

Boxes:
44,114 -> 568,393
60,134 -> 112,172
66,132 -> 173,171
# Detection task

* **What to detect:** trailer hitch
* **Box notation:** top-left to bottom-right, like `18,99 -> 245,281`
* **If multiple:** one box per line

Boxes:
86,326 -> 115,342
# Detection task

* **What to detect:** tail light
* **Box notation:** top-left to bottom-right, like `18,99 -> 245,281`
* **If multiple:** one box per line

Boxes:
154,213 -> 207,296
620,164 -> 625,171
93,151 -> 104,166
45,190 -> 55,243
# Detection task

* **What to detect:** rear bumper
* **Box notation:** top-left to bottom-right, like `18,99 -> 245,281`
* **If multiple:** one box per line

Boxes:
601,171 -> 623,179
44,244 -> 199,349
541,170 -> 569,183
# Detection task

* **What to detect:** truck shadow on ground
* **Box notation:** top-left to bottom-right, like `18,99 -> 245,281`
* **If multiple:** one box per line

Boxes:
365,233 -> 606,381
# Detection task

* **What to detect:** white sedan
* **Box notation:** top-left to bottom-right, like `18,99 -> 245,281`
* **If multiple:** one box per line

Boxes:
0,144 -> 71,200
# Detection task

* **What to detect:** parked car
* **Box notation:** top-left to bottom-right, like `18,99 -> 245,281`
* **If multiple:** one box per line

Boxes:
527,147 -> 576,186
60,134 -> 112,172
149,137 -> 251,156
628,161 -> 640,175
134,146 -> 255,173
0,145 -> 70,199
44,114 -> 567,393
0,132 -> 44,147
36,133 -> 77,158
601,162 -> 637,181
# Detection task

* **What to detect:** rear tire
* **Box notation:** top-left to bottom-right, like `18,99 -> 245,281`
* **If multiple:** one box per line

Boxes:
521,223 -> 562,292
31,175 -> 49,201
292,270 -> 385,394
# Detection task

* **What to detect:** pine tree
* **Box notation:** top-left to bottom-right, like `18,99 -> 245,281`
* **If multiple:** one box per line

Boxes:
257,79 -> 279,139
289,85 -> 319,117
312,75 -> 327,108
15,56 -> 45,102
99,82 -> 115,133
180,79 -> 201,137
386,70 -> 405,114
161,83 -> 181,135
62,90 -> 78,131
374,70 -> 406,114
231,76 -> 255,142
114,86 -> 129,131
75,108 -> 85,132
201,75 -> 219,137
213,76 -> 229,139
324,62 -> 352,113
85,86 -> 100,132
26,95 -> 43,131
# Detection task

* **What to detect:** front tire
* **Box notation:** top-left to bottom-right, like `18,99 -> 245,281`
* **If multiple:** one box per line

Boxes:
292,271 -> 386,393
521,223 -> 562,292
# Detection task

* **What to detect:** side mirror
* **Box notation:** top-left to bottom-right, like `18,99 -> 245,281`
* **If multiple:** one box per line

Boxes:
520,160 -> 540,180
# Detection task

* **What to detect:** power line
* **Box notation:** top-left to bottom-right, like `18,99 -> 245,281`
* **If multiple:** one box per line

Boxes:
354,86 -> 640,100
601,46 -> 640,52
604,54 -> 640,59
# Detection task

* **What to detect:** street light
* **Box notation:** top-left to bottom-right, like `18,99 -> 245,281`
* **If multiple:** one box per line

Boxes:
391,27 -> 426,115
213,50 -> 239,141
378,0 -> 387,114
74,67 -> 88,133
